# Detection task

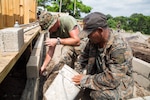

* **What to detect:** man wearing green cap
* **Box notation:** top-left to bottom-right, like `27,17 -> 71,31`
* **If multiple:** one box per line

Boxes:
72,12 -> 134,100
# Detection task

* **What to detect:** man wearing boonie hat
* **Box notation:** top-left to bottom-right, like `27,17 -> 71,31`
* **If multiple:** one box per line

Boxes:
72,12 -> 134,100
39,13 -> 58,31
38,12 -> 89,95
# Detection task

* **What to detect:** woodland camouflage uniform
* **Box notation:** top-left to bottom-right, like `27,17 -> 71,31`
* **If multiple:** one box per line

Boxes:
39,12 -> 87,67
75,32 -> 134,100
39,13 -> 88,97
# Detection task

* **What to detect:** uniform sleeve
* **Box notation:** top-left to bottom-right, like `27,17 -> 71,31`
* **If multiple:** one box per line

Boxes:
75,42 -> 90,73
75,41 -> 97,73
80,41 -> 133,91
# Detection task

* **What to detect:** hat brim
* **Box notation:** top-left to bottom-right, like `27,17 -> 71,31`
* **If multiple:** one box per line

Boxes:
82,29 -> 94,36
47,17 -> 57,30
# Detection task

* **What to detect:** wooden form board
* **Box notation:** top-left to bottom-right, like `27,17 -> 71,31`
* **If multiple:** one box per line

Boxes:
0,26 -> 41,83
0,0 -> 37,29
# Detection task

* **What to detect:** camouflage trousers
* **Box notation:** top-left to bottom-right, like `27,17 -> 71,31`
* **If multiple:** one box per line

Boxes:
80,79 -> 134,100
79,87 -> 133,100
90,87 -> 133,100
90,89 -> 120,100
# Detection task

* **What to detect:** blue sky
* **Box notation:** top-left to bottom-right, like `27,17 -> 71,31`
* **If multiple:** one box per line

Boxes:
81,0 -> 150,17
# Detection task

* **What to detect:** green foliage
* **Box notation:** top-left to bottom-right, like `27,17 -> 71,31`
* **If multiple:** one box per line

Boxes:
38,0 -> 51,7
77,1 -> 91,13
107,13 -> 150,35
38,0 -> 92,19
128,13 -> 150,34
37,0 -> 149,35
106,14 -> 113,20
107,19 -> 117,28
46,4 -> 59,11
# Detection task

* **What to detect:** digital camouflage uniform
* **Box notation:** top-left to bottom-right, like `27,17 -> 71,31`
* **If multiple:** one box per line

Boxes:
75,31 -> 134,100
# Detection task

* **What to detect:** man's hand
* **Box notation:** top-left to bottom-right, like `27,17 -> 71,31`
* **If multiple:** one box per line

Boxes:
45,38 -> 57,47
40,66 -> 46,73
72,74 -> 84,85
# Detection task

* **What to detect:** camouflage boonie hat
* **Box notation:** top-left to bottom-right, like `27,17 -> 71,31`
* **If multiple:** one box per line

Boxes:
39,13 -> 57,30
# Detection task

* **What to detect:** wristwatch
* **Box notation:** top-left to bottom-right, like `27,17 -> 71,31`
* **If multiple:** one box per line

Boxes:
57,37 -> 61,45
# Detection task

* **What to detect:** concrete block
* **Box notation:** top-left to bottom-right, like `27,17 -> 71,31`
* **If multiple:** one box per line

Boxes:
0,28 -> 24,52
144,96 -> 150,100
26,34 -> 44,78
34,34 -> 44,49
26,56 -> 40,78
31,48 -> 41,56
0,30 -> 4,52
133,73 -> 150,91
20,78 -> 39,100
30,48 -> 43,67
132,57 -> 150,78
44,64 -> 80,100
31,34 -> 44,56
129,96 -> 150,100
128,97 -> 144,100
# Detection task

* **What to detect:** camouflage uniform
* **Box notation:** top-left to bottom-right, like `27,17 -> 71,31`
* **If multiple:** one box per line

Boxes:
39,13 -> 88,66
76,32 -> 134,100
40,13 -> 87,67
39,13 -> 88,97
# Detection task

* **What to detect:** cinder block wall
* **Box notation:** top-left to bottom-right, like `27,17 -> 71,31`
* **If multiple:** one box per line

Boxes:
21,32 -> 45,100
132,57 -> 150,91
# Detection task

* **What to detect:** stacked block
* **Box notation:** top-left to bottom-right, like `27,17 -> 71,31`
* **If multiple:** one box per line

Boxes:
0,28 -> 24,52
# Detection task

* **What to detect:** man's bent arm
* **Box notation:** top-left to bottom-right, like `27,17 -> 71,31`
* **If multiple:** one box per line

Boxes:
60,26 -> 80,46
40,46 -> 55,73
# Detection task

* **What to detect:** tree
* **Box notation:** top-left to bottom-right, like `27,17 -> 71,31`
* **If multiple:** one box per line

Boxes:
38,0 -> 51,8
38,0 -> 92,18
129,13 -> 150,34
106,13 -> 150,35
106,14 -> 113,20
107,19 -> 116,29
145,16 -> 150,34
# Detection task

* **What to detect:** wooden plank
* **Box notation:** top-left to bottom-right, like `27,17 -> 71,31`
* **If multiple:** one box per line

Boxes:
0,0 -> 3,29
34,0 -> 37,21
0,26 -> 41,83
28,0 -> 37,23
29,0 -> 32,22
13,0 -> 20,23
31,0 -> 37,22
24,0 -> 29,24
7,0 -> 14,27
0,1 -> 2,29
1,0 -> 7,28
0,0 -> 37,28
20,0 -> 24,24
